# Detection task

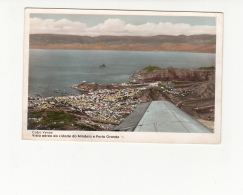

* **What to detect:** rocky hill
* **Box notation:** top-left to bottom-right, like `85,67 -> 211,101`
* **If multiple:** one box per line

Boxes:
130,67 -> 215,123
130,67 -> 215,83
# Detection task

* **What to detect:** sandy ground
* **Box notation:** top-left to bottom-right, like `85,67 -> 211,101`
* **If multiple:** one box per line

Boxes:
197,119 -> 214,130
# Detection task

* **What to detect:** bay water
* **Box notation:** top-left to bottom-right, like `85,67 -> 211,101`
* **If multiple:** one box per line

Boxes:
28,49 -> 215,97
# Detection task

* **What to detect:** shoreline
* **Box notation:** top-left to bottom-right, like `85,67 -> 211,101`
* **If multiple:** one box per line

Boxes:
29,43 -> 216,53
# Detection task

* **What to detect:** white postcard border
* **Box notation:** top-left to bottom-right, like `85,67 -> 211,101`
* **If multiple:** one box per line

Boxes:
22,8 -> 223,144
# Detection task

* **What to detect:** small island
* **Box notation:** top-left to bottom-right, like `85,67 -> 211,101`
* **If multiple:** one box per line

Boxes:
100,64 -> 106,68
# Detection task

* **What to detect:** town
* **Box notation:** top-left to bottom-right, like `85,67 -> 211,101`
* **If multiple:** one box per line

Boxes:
28,86 -> 145,130
28,79 -> 214,131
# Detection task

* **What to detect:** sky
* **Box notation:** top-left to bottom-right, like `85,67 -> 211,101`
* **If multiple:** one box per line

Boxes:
30,14 -> 216,36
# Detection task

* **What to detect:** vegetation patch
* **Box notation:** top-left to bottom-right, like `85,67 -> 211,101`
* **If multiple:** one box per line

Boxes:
121,96 -> 128,101
28,112 -> 43,118
129,81 -> 139,84
28,111 -> 77,130
199,66 -> 215,70
45,111 -> 76,123
28,111 -> 104,130
158,83 -> 171,90
143,66 -> 161,72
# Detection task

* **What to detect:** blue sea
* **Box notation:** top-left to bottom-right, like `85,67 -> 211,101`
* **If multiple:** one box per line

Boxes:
28,49 -> 215,97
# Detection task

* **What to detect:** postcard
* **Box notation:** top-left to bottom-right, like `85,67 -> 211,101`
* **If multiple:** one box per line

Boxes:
22,8 -> 223,143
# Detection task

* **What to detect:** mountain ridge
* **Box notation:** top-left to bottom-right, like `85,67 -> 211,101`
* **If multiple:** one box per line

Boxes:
29,34 -> 216,53
30,34 -> 216,45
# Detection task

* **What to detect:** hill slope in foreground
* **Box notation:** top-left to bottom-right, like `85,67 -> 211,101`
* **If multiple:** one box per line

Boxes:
29,34 -> 216,53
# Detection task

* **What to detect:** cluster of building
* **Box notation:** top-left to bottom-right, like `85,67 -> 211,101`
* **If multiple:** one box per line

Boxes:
28,81 -> 193,130
28,88 -> 142,126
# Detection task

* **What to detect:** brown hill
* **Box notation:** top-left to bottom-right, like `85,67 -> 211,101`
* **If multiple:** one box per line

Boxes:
130,67 -> 215,83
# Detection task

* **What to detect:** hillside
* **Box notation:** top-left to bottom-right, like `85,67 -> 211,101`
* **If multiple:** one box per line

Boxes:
29,34 -> 216,53
130,67 -> 215,83
130,67 -> 215,122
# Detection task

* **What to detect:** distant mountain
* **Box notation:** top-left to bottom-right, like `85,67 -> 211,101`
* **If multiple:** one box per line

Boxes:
30,34 -> 216,45
29,34 -> 216,53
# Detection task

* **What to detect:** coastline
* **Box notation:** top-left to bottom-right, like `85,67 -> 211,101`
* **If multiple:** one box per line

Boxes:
29,43 -> 216,53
